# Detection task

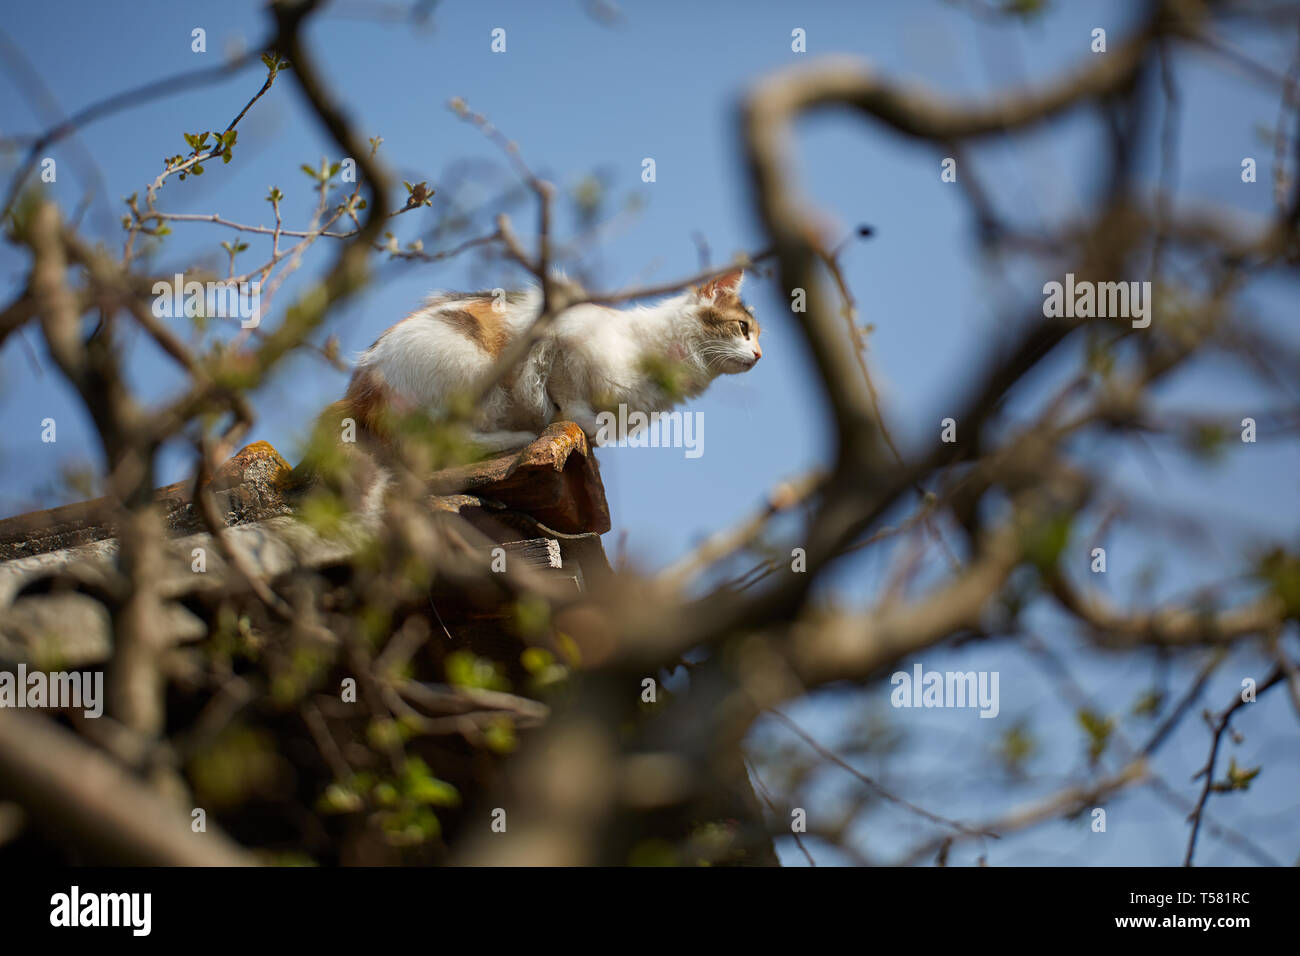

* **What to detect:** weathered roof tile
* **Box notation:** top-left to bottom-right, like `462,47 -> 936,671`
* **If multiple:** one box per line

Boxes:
0,424 -> 610,562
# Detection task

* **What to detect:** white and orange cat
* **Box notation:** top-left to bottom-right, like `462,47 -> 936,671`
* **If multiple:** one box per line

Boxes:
331,269 -> 761,453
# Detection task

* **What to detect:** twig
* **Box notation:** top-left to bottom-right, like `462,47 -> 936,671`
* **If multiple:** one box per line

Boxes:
1183,665 -> 1283,866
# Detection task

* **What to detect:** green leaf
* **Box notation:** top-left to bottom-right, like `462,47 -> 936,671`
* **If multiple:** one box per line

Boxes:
1076,708 -> 1114,763
445,650 -> 509,692
1022,512 -> 1073,573
1256,548 -> 1300,617
521,647 -> 554,674
1223,757 -> 1261,791
316,782 -> 363,814
366,718 -> 404,750
1001,0 -> 1047,19
512,595 -> 550,638
996,722 -> 1036,773
1132,688 -> 1163,718
405,766 -> 460,807
483,719 -> 516,754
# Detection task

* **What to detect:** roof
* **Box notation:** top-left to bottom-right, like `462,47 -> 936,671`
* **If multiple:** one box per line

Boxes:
0,424 -> 611,666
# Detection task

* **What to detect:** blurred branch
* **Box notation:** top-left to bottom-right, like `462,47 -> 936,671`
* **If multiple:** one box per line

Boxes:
0,707 -> 257,865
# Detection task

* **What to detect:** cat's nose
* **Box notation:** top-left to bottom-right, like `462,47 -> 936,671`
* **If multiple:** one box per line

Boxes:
751,345 -> 762,361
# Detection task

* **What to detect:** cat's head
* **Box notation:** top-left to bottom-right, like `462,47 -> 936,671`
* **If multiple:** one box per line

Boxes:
691,269 -> 762,375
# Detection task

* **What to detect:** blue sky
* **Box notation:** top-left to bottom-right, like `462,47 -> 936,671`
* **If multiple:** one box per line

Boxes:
1,0 -> 1297,865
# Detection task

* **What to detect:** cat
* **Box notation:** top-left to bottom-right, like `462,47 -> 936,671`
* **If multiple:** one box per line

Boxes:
330,269 -> 761,454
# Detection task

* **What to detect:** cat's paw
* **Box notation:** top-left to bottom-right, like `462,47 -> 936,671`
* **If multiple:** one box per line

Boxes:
559,409 -> 602,443
471,430 -> 539,453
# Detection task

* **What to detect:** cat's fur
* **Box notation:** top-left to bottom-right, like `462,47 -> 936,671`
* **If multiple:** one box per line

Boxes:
329,269 -> 761,452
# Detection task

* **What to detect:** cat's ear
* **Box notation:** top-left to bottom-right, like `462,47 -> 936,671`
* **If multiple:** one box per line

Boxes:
697,269 -> 744,299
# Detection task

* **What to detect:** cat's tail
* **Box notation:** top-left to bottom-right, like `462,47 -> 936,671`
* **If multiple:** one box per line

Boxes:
291,367 -> 400,512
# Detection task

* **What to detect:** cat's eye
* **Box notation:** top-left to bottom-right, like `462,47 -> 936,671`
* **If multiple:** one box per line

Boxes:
738,320 -> 750,338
